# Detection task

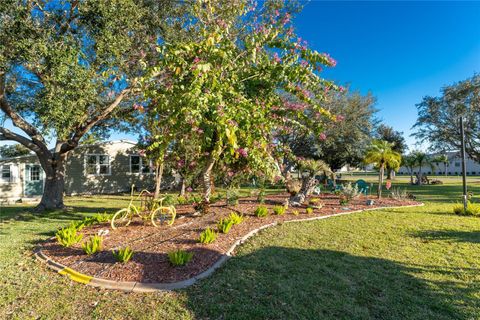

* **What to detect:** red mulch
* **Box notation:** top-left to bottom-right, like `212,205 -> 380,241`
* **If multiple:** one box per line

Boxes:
40,193 -> 419,284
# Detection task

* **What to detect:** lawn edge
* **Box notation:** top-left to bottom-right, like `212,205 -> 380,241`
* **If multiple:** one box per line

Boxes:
33,202 -> 424,293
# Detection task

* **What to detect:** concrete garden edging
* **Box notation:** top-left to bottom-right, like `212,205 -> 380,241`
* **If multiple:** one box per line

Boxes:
34,203 -> 424,293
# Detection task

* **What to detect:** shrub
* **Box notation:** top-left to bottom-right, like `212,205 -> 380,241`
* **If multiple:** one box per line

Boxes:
112,247 -> 134,263
168,249 -> 193,266
390,187 -> 409,200
342,183 -> 361,201
210,192 -> 223,204
306,207 -> 314,214
226,188 -> 240,206
339,197 -> 349,206
199,228 -> 217,244
273,206 -> 286,215
228,212 -> 244,225
217,218 -> 234,234
162,194 -> 178,206
254,205 -> 269,217
453,201 -> 480,216
430,179 -> 443,185
56,225 -> 83,247
177,195 -> 188,205
82,235 -> 103,255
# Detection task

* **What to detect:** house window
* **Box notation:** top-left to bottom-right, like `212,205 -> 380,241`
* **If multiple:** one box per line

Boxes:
30,165 -> 41,181
1,165 -> 11,182
130,155 -> 152,174
455,162 -> 461,167
86,155 -> 110,175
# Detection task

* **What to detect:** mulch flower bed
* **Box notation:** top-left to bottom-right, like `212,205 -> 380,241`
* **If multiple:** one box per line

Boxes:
40,193 -> 420,284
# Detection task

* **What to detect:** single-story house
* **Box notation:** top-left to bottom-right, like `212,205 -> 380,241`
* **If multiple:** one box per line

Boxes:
0,140 -> 158,203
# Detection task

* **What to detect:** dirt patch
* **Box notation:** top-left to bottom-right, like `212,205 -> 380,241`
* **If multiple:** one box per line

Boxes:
40,193 -> 419,283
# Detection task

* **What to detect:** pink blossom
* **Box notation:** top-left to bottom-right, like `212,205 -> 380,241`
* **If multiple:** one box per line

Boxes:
236,148 -> 248,158
177,159 -> 185,168
193,57 -> 201,64
227,171 -> 234,177
336,115 -> 345,122
186,187 -> 193,192
138,149 -> 146,157
339,86 -> 345,92
300,60 -> 309,68
319,133 -> 327,141
273,53 -> 281,63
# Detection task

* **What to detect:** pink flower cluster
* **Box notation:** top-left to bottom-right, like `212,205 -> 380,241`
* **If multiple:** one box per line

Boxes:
319,133 -> 327,141
236,148 -> 248,158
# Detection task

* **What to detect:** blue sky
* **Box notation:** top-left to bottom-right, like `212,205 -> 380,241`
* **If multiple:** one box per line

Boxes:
295,0 -> 480,149
1,1 -> 479,150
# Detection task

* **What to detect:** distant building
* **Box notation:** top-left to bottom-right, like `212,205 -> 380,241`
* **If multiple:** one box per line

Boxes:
397,151 -> 480,176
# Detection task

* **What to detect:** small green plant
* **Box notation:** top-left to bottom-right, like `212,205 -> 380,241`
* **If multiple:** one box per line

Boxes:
217,218 -> 234,234
306,207 -> 314,214
73,212 -> 112,230
309,198 -> 323,209
168,249 -> 193,266
254,205 -> 269,217
228,212 -> 244,225
56,225 -> 83,247
82,235 -> 103,255
273,206 -> 286,215
292,210 -> 300,216
339,197 -> 349,206
199,227 -> 217,244
162,194 -> 177,206
112,247 -> 134,263
177,195 -> 188,205
453,201 -> 480,216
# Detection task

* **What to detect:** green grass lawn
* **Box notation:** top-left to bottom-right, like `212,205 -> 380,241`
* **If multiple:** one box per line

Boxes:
1,178 -> 479,319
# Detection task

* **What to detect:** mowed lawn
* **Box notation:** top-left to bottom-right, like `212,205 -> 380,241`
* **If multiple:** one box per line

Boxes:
1,179 -> 480,319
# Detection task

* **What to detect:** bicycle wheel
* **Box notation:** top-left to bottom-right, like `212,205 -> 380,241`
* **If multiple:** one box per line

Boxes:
150,206 -> 176,227
111,208 -> 132,229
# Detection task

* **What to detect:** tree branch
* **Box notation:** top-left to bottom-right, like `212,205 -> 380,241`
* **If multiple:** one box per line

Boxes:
61,87 -> 132,153
0,72 -> 50,155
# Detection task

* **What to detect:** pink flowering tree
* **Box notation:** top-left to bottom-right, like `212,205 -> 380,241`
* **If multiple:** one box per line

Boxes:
142,0 -> 340,212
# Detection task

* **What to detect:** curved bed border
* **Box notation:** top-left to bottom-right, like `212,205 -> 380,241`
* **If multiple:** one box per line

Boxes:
34,203 -> 424,293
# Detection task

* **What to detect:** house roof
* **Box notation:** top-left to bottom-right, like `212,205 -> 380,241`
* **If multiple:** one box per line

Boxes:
0,139 -> 138,162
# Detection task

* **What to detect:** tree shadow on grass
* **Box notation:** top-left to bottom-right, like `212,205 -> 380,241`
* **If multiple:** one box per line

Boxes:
411,230 -> 480,244
186,247 -> 474,320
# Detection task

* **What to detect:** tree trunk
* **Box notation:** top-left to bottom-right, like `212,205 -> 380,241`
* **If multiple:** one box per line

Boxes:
35,153 -> 67,212
202,156 -> 216,204
378,165 -> 384,199
409,170 -> 414,185
154,161 -> 164,199
445,162 -> 448,177
417,167 -> 423,185
179,177 -> 186,196
290,174 -> 317,205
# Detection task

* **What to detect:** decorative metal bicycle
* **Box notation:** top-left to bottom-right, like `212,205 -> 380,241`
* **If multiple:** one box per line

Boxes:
110,185 -> 176,229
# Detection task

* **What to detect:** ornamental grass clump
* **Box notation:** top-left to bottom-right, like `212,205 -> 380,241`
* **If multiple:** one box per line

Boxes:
273,206 -> 286,215
113,247 -> 134,263
82,235 -> 103,255
254,205 -> 269,217
168,249 -> 193,266
453,202 -> 480,216
217,218 -> 234,234
228,212 -> 244,225
306,207 -> 314,214
56,225 -> 83,247
199,227 -> 217,244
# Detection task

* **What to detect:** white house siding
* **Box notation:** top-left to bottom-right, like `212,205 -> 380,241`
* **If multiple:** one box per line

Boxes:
398,152 -> 480,176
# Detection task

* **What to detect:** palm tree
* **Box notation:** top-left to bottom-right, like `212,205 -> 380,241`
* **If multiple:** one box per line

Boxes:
364,140 -> 402,198
402,153 -> 417,185
433,154 -> 450,177
414,152 -> 435,185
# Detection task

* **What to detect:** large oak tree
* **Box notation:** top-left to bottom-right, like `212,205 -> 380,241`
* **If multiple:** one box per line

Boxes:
0,0 -> 185,211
